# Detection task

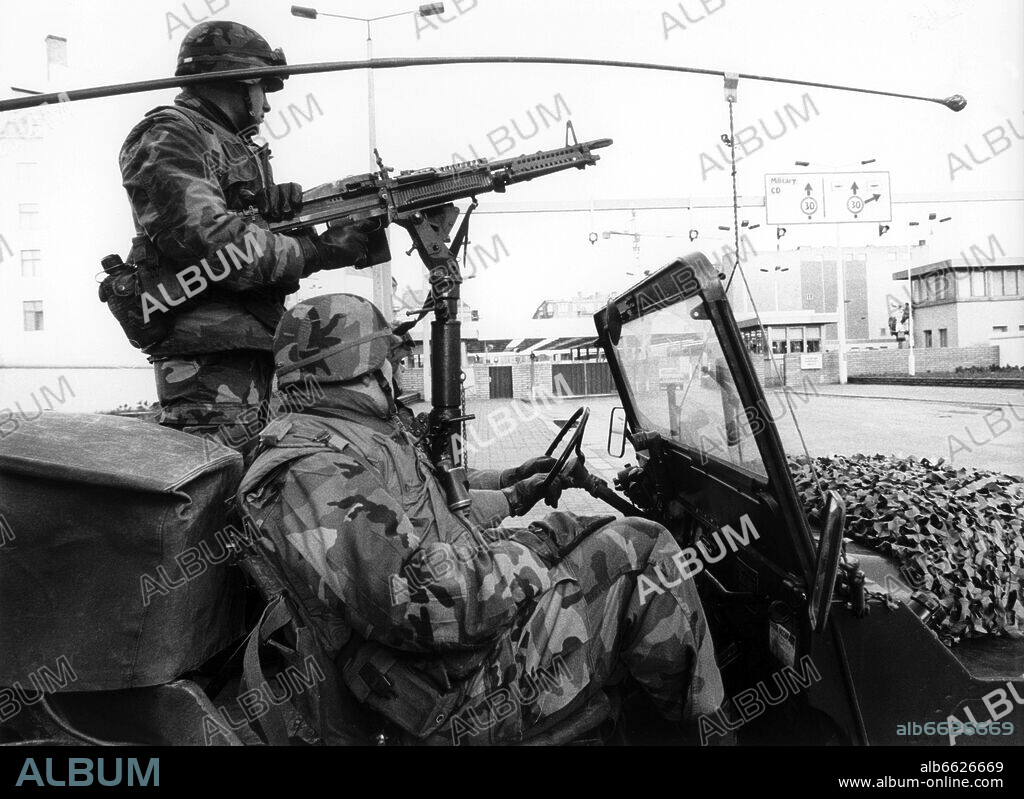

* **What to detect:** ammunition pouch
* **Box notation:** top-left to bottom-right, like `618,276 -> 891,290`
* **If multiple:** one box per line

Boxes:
97,237 -> 173,352
342,642 -> 468,740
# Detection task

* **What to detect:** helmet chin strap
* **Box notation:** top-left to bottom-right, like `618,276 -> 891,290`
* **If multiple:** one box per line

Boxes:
243,82 -> 264,128
374,364 -> 398,418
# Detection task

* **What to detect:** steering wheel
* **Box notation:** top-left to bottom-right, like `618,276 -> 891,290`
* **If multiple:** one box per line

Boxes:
541,406 -> 590,494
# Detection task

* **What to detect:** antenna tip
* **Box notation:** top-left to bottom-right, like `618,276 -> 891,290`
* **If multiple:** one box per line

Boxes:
942,94 -> 967,112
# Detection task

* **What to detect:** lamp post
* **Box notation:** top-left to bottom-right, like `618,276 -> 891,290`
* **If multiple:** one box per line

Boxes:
291,4 -> 446,322
758,265 -> 789,311
902,212 -> 952,374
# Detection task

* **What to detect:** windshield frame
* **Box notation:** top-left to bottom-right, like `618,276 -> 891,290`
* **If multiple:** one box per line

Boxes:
595,252 -> 817,583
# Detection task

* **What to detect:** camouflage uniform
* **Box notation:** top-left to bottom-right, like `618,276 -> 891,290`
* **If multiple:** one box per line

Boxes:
118,23 -> 314,451
238,295 -> 724,744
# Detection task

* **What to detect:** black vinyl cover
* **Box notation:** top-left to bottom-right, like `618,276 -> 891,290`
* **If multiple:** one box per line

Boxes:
0,413 -> 245,690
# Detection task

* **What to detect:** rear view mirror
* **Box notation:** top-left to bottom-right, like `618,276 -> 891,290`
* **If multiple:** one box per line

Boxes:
809,490 -> 846,633
607,407 -> 628,458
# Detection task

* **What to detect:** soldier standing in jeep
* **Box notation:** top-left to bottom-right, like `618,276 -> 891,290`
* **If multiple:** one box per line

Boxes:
118,20 -> 371,459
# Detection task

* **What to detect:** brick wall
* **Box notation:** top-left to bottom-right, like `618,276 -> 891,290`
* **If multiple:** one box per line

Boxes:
748,352 -> 840,388
405,366 -> 493,399
466,365 -> 491,400
515,361 -> 553,401
403,367 -> 424,396
846,345 -> 999,376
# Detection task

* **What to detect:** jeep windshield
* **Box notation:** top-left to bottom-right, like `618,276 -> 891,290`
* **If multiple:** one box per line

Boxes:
610,291 -> 769,482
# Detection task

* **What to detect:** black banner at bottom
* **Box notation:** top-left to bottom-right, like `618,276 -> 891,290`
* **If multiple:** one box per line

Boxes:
0,744 -> 1018,794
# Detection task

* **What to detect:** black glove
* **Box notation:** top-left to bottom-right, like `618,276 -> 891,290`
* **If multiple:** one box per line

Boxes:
499,455 -> 557,488
502,471 -> 567,517
301,221 -> 376,275
257,182 -> 304,222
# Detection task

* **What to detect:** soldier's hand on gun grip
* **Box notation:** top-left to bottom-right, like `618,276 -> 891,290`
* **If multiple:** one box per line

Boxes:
308,221 -> 377,275
499,456 -> 558,488
502,471 -> 568,517
257,182 -> 304,222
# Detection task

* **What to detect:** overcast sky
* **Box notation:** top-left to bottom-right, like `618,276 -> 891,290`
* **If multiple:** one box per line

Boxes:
2,0 -> 1022,332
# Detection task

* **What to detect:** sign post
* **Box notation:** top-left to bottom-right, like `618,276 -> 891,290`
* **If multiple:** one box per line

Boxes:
766,171 -> 892,384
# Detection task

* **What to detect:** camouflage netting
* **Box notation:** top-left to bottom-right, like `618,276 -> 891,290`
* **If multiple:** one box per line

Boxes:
788,454 -> 1024,644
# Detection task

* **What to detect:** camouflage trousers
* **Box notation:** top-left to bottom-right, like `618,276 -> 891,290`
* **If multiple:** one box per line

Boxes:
444,513 -> 725,745
151,349 -> 274,460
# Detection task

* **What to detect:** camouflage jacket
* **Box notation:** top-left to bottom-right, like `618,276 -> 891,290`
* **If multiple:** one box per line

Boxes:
238,409 -> 553,662
119,90 -> 313,356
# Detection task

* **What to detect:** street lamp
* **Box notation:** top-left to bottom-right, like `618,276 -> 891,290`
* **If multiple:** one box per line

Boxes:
291,3 -> 446,323
759,265 -> 789,311
794,158 -> 876,169
903,212 -> 953,375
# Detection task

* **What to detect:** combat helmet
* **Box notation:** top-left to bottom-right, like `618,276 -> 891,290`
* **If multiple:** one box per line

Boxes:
175,20 -> 288,92
275,294 -> 394,388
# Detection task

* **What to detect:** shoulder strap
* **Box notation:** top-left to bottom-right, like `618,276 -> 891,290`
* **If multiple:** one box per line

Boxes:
143,103 -> 216,137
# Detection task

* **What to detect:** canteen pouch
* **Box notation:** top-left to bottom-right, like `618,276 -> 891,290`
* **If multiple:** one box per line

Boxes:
97,237 -> 173,352
342,642 -> 465,739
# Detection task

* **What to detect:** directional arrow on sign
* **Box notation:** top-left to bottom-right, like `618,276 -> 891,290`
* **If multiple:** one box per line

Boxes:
864,193 -> 881,204
851,181 -> 859,194
805,183 -> 813,195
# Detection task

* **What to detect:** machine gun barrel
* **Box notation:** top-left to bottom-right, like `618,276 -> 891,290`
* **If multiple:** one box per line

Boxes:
268,137 -> 611,235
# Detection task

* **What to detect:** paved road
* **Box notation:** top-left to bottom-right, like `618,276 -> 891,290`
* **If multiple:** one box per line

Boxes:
766,384 -> 1023,477
426,383 -> 1023,521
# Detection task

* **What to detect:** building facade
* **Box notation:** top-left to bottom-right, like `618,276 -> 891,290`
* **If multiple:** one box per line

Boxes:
893,256 -> 1024,365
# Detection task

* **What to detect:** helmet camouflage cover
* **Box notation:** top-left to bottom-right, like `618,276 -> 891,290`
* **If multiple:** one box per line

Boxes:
176,20 -> 288,92
275,294 -> 394,387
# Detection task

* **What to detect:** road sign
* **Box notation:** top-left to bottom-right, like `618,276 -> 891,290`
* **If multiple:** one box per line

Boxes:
765,171 -> 892,224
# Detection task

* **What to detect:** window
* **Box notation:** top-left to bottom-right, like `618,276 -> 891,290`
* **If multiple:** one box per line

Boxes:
933,271 -> 953,300
16,162 -> 39,190
19,203 -> 40,230
939,328 -> 948,348
787,326 -> 805,353
924,330 -> 933,348
742,329 -> 765,355
20,250 -> 41,277
771,338 -> 788,355
993,326 -> 1008,333
23,301 -> 44,331
970,270 -> 986,297
805,325 -> 822,353
1003,269 -> 1018,296
988,271 -> 1006,297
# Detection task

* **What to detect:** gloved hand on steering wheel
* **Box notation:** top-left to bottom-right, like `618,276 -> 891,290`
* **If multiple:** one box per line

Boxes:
502,471 -> 568,517
498,455 -> 557,488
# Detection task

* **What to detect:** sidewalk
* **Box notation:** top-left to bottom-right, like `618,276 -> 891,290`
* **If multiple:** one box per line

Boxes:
806,383 -> 1024,408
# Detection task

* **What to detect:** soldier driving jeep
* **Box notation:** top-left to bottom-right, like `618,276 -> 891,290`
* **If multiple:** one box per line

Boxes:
236,293 -> 726,744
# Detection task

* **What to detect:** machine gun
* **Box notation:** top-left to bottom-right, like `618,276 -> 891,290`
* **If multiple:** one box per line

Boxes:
268,127 -> 612,511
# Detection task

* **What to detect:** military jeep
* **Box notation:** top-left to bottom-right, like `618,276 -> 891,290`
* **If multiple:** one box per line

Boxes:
1,251 -> 1020,747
